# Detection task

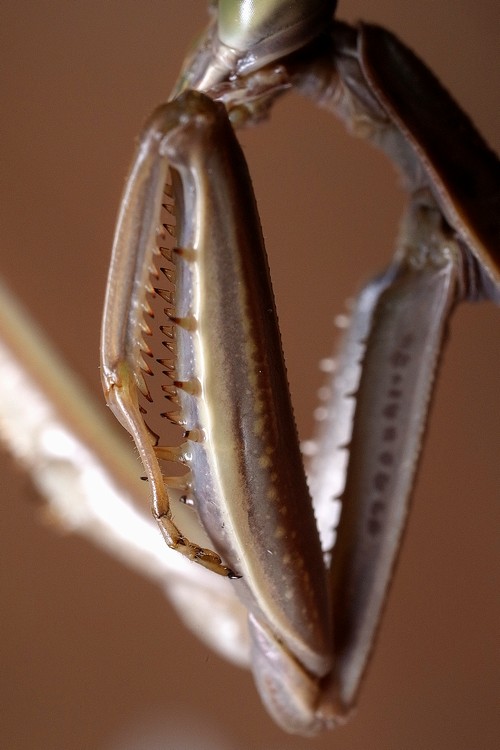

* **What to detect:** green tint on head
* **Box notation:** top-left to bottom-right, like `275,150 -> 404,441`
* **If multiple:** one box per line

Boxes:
217,0 -> 336,71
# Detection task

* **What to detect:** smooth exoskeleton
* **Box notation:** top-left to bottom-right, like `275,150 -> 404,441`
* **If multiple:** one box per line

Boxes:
101,0 -> 499,736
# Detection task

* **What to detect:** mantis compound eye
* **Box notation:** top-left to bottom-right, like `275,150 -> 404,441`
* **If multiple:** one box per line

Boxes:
217,0 -> 336,73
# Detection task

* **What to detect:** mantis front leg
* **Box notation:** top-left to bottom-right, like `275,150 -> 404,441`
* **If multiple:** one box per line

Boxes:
99,82 -> 478,733
101,92 -> 333,734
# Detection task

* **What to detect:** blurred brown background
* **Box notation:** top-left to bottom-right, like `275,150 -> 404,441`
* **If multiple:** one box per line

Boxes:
1,2 -> 498,748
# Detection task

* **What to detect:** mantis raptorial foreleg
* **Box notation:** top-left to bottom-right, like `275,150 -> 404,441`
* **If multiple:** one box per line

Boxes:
101,26 -> 499,732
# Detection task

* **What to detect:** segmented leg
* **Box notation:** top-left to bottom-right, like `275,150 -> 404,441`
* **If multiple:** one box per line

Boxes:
100,95 -> 239,577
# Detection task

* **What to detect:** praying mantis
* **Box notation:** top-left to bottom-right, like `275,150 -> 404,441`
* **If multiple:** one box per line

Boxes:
0,0 -> 500,744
